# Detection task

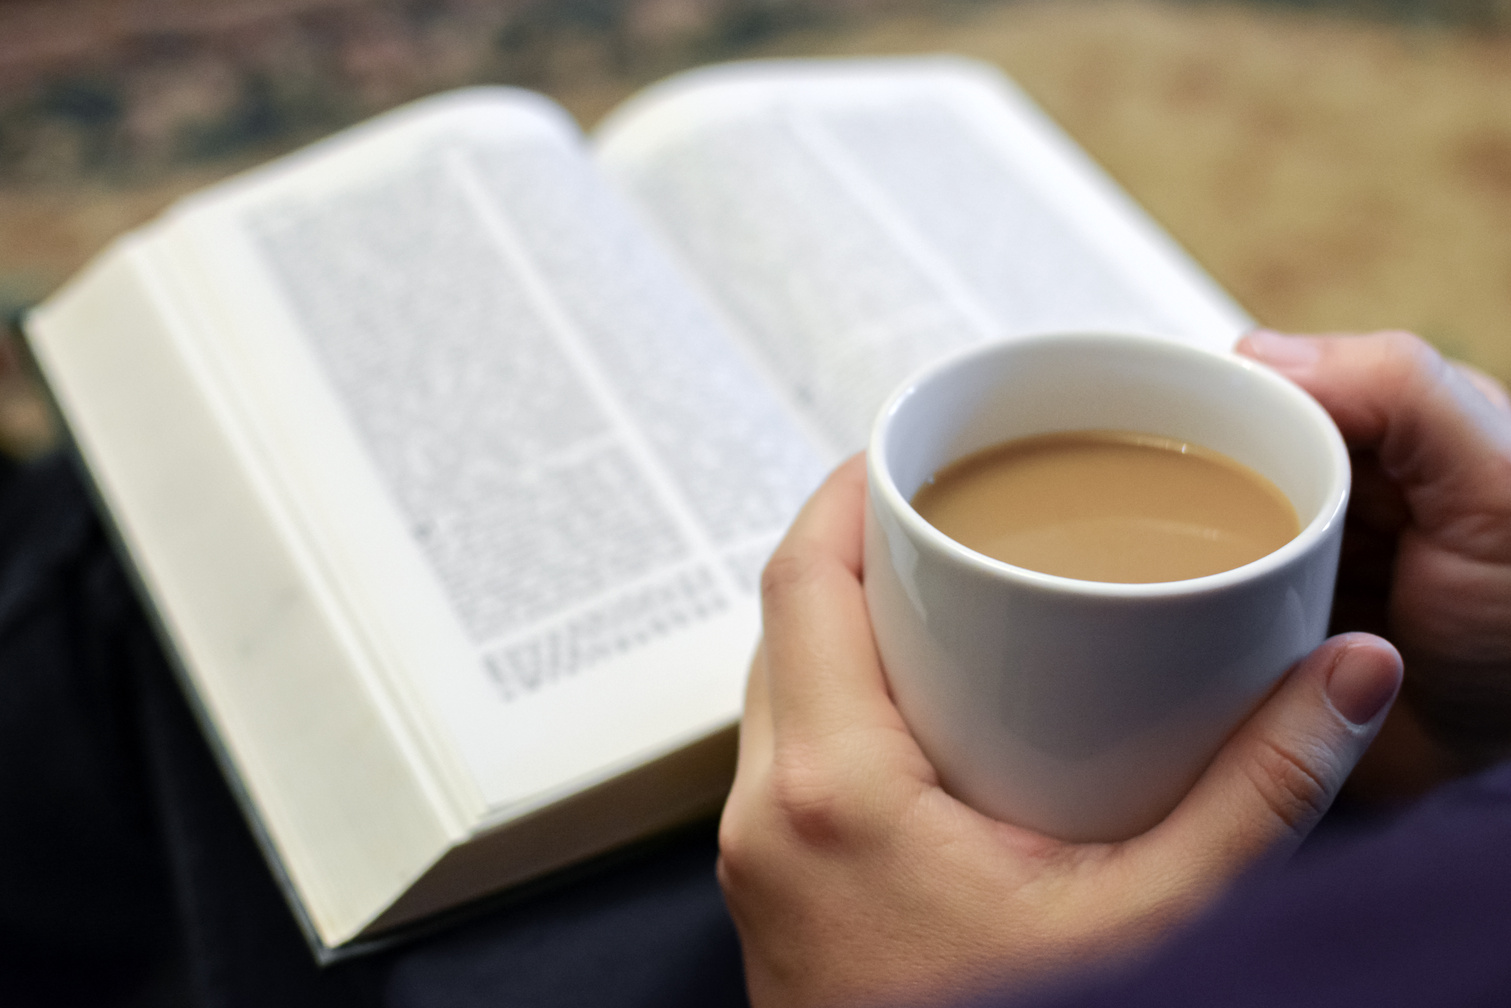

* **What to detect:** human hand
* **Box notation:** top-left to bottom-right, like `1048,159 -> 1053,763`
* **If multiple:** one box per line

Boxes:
719,455 -> 1401,1008
1239,330 -> 1511,792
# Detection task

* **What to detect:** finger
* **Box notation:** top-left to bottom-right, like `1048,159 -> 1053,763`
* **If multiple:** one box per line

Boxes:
722,642 -> 774,855
735,642 -> 774,780
719,644 -> 776,906
1237,330 -> 1511,537
1345,449 -> 1410,535
1451,360 -> 1511,414
1136,633 -> 1402,880
759,454 -> 909,752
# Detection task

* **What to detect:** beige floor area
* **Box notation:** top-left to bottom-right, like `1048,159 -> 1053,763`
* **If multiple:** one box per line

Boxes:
2,0 -> 1509,455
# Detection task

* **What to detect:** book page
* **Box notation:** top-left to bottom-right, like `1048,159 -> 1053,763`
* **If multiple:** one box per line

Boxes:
152,88 -> 826,814
594,57 -> 1252,454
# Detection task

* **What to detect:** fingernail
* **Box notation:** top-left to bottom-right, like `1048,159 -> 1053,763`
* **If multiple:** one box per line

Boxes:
1325,642 -> 1401,726
1243,330 -> 1322,373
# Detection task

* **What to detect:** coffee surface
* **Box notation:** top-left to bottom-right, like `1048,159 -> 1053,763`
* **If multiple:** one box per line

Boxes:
910,430 -> 1300,583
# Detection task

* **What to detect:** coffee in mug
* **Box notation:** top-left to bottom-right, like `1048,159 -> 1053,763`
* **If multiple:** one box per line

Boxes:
910,430 -> 1300,584
864,332 -> 1350,841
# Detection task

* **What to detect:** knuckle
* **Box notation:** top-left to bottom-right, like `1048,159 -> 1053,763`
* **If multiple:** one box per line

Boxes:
716,789 -> 772,891
715,747 -> 872,893
759,550 -> 822,603
716,803 -> 746,865
713,853 -> 746,909
1245,736 -> 1335,837
766,747 -> 863,849
713,846 -> 763,920
1373,328 -> 1431,355
1371,330 -> 1444,389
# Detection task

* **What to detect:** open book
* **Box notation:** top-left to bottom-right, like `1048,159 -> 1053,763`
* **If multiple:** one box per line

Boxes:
24,56 -> 1249,956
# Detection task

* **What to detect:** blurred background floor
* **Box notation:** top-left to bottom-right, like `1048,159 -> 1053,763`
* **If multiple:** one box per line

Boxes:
2,0 -> 1509,457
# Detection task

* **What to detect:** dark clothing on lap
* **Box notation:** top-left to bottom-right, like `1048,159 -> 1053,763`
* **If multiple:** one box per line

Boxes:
1003,763 -> 1511,1008
1,451 -> 1507,1008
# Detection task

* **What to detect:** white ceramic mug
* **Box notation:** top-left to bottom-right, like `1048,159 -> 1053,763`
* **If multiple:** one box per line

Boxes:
864,333 -> 1350,841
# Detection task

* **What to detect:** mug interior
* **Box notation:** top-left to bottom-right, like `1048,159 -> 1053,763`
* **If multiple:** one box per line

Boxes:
878,334 -> 1347,571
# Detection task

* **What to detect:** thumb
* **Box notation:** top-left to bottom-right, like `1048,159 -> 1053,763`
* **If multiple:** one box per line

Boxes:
1138,633 -> 1402,876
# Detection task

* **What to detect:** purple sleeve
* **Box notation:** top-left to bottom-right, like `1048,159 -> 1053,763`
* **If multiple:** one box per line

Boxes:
975,762 -> 1511,1008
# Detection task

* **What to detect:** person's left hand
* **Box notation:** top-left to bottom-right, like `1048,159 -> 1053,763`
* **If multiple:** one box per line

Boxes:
718,455 -> 1403,1008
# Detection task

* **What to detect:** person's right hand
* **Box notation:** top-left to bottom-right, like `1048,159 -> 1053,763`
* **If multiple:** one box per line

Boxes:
1238,330 -> 1511,795
719,455 -> 1401,1008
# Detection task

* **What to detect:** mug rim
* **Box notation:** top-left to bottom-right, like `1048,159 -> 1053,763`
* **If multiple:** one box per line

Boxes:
866,331 -> 1352,599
